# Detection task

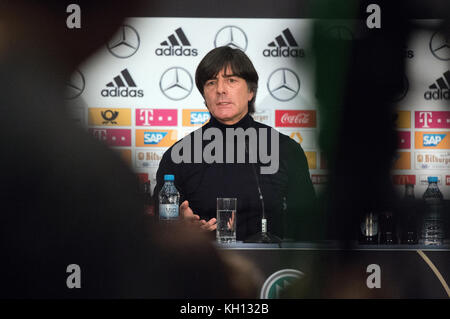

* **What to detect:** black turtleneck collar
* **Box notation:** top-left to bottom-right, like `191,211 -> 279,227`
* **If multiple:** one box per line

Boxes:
208,112 -> 253,130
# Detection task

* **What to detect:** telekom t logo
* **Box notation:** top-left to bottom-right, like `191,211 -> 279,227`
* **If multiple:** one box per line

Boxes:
139,109 -> 154,126
136,109 -> 177,126
92,129 -> 107,141
419,112 -> 432,128
416,111 -> 450,129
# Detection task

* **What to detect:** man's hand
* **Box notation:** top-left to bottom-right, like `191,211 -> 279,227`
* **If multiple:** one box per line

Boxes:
199,218 -> 217,232
180,200 -> 200,223
180,200 -> 217,231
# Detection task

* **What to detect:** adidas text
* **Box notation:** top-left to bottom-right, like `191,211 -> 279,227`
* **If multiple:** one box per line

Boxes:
424,90 -> 449,100
263,47 -> 305,58
404,49 -> 414,59
101,87 -> 144,98
155,47 -> 198,57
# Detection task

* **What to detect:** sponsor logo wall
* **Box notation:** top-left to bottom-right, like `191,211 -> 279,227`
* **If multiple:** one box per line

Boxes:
67,18 -> 449,198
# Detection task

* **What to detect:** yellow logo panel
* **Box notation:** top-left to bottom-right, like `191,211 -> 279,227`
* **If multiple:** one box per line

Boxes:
136,129 -> 178,147
394,111 -> 410,129
88,108 -> 131,126
305,151 -> 317,169
290,132 -> 303,144
415,132 -> 450,149
182,109 -> 211,127
392,152 -> 411,170
113,149 -> 132,166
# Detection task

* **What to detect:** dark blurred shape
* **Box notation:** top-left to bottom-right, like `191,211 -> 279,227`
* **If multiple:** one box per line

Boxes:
313,0 -> 415,242
400,184 -> 419,244
379,210 -> 397,244
0,0 -> 239,298
285,0 -> 449,298
141,180 -> 155,216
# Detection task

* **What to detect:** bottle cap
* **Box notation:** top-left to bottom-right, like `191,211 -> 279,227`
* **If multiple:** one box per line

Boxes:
164,174 -> 175,181
427,176 -> 438,183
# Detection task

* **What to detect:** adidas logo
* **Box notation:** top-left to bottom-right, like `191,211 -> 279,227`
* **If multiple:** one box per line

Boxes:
155,27 -> 198,56
263,28 -> 305,58
101,69 -> 144,98
424,70 -> 450,100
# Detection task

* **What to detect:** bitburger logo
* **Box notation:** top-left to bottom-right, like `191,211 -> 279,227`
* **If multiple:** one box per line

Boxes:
263,28 -> 305,58
101,69 -> 144,98
424,70 -> 450,100
156,27 -> 198,57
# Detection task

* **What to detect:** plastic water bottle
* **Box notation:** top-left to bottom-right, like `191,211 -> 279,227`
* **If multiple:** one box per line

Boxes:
159,174 -> 180,222
421,177 -> 444,245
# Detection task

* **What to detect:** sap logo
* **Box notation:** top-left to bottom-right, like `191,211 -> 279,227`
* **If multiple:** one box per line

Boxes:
144,132 -> 168,144
191,112 -> 210,125
423,134 -> 446,147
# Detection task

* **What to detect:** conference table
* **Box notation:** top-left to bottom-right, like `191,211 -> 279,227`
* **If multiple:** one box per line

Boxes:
218,241 -> 450,298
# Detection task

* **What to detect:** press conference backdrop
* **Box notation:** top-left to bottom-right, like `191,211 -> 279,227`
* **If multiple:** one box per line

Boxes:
65,17 -> 450,199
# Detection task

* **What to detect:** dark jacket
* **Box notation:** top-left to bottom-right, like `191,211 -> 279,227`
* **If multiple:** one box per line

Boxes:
154,113 -> 320,241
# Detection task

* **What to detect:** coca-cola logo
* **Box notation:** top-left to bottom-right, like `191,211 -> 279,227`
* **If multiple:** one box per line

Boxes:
275,110 -> 316,127
281,113 -> 310,124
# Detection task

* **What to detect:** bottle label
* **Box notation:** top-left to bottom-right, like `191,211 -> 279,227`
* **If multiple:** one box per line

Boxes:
159,204 -> 179,220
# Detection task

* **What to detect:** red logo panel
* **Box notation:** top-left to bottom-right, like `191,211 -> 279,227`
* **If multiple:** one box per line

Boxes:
275,110 -> 316,127
397,131 -> 411,149
137,173 -> 149,184
136,109 -> 178,126
415,111 -> 450,129
89,128 -> 131,147
392,175 -> 416,185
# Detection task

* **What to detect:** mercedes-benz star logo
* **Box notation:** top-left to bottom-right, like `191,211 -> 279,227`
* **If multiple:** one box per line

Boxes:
214,26 -> 248,51
159,67 -> 193,101
107,25 -> 140,58
392,74 -> 409,102
267,68 -> 300,102
65,70 -> 85,100
429,29 -> 450,61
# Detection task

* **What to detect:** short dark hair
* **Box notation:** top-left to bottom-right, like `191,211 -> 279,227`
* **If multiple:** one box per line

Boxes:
195,46 -> 258,114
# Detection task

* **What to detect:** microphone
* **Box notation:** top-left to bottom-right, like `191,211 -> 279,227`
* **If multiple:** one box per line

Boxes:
244,137 -> 281,244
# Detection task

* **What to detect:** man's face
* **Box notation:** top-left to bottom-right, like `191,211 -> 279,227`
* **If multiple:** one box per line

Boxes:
203,66 -> 254,125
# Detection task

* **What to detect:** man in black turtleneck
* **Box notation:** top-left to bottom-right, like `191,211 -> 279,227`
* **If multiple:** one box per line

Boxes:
154,46 -> 319,241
